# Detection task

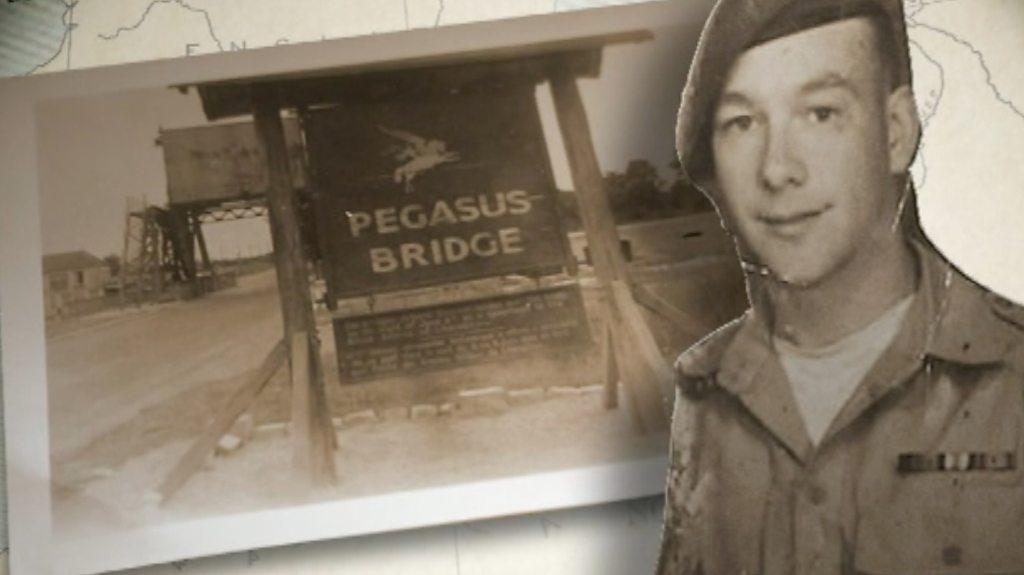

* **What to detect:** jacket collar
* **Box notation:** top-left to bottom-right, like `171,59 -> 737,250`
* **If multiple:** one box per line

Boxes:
911,239 -> 1021,365
675,237 -> 1019,462
820,239 -> 1019,445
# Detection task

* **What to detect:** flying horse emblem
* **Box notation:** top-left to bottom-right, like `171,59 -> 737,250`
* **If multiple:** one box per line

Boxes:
377,125 -> 461,193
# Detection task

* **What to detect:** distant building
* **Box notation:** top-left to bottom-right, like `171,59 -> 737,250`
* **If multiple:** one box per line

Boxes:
42,251 -> 111,318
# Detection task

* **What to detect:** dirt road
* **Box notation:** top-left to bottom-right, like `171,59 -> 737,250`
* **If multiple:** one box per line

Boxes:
46,267 -> 671,541
46,269 -> 283,464
45,215 -> 747,543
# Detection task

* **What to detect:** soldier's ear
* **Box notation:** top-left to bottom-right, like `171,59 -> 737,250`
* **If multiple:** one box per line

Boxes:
886,84 -> 921,174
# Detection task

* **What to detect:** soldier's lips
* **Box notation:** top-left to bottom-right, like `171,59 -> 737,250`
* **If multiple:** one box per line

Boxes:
757,206 -> 831,238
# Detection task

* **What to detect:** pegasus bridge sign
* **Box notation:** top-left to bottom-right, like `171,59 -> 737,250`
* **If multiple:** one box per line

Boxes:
304,83 -> 569,299
149,17 -> 675,499
301,76 -> 587,383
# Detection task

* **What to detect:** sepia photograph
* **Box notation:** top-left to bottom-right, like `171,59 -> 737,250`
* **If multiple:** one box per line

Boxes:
3,2 -> 750,573
3,0 -> 1023,573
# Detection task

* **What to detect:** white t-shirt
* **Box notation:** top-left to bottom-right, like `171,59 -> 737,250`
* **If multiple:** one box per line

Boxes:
774,295 -> 914,445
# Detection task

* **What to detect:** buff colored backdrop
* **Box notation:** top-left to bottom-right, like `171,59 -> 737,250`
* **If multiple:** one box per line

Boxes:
1,0 -> 1024,573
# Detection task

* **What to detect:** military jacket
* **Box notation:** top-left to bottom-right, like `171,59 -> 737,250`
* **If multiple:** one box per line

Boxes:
657,241 -> 1024,574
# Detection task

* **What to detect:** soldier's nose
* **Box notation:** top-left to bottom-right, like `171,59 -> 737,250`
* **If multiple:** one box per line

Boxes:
758,125 -> 806,192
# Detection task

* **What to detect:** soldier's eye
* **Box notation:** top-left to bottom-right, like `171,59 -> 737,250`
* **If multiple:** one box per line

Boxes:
720,115 -> 754,133
809,106 -> 839,123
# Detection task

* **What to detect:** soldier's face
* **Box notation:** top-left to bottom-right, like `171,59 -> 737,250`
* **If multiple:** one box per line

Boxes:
711,18 -> 904,287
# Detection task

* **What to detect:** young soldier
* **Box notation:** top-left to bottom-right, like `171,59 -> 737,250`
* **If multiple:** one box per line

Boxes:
657,0 -> 1024,573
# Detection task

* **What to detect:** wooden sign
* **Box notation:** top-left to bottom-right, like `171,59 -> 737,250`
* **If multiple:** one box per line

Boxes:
158,119 -> 306,206
333,286 -> 590,382
303,82 -> 567,299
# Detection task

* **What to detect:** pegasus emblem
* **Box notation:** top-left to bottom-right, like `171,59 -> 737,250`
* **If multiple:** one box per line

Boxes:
377,125 -> 461,193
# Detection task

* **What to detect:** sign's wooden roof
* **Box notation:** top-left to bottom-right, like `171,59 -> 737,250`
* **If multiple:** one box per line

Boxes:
189,30 -> 652,121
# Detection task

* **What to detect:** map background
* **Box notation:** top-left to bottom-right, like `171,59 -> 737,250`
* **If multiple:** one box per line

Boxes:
1,0 -> 1023,572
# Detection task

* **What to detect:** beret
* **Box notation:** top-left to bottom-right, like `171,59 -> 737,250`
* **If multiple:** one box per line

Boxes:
675,0 -> 912,187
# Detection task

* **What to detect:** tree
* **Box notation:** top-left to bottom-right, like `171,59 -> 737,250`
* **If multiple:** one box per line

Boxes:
667,157 -> 714,215
603,159 -> 675,223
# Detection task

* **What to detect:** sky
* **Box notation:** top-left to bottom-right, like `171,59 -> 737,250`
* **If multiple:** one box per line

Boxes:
35,18 -> 701,261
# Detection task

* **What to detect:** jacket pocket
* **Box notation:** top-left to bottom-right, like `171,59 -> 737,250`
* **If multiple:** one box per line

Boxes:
854,468 -> 1024,574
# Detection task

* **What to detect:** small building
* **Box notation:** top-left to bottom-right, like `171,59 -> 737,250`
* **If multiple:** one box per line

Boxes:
42,251 -> 111,318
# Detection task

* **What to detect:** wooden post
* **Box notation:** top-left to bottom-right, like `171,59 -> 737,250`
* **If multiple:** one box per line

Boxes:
158,339 -> 287,503
547,59 -> 670,431
547,65 -> 629,285
551,190 -> 581,278
253,85 -> 336,486
610,281 -> 672,415
295,106 -> 336,309
290,331 -> 319,473
602,323 -> 618,409
632,282 -> 709,347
